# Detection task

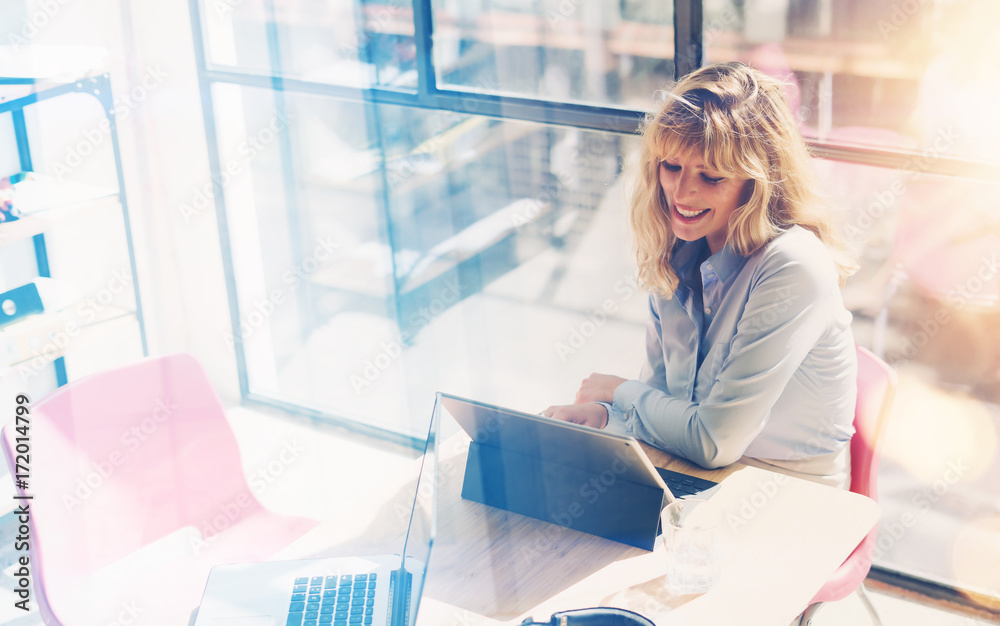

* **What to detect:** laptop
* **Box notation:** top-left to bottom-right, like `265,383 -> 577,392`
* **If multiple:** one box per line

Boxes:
439,393 -> 717,550
193,395 -> 441,626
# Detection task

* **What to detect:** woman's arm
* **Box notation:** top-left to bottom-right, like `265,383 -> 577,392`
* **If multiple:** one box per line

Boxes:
612,252 -> 837,468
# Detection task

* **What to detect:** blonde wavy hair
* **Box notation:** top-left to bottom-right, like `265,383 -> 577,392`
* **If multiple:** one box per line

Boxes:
629,62 -> 857,298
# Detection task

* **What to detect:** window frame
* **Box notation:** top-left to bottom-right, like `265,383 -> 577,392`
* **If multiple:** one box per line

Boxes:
188,0 -> 1000,613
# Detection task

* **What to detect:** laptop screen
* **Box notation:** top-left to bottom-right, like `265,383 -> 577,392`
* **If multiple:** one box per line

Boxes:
395,393 -> 441,624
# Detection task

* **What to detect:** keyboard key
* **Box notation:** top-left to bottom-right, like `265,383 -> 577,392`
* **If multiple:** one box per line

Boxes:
294,577 -> 309,584
304,621 -> 317,626
356,574 -> 368,582
306,602 -> 320,612
334,620 -> 347,626
366,589 -> 375,599
320,605 -> 335,615
367,581 -> 376,589
306,611 -> 319,620
291,593 -> 306,602
349,616 -> 362,625
294,585 -> 308,593
340,575 -> 352,584
286,612 -> 304,626
323,590 -> 337,600
365,599 -> 374,608
324,576 -> 338,589
290,602 -> 306,613
368,573 -> 377,581
319,616 -> 333,624
364,607 -> 373,616
363,618 -> 372,626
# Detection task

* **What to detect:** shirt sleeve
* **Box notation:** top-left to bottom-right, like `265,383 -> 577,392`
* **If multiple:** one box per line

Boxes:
612,252 -> 835,469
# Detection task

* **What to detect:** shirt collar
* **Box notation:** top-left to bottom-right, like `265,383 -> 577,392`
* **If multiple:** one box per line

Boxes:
670,239 -> 709,289
701,240 -> 748,283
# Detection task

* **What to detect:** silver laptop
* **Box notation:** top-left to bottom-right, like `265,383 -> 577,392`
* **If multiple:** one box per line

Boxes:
193,395 -> 441,626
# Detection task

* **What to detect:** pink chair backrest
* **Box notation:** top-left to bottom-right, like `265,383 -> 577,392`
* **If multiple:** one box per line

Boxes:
1,353 -> 260,579
850,346 -> 898,503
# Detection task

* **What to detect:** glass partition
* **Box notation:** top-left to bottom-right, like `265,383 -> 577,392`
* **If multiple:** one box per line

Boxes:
212,80 -> 644,438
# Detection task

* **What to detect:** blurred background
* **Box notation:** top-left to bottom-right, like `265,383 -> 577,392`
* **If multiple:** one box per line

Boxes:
1,0 -> 998,616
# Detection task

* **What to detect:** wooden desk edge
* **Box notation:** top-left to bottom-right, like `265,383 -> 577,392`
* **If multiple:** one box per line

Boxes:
637,440 -> 747,483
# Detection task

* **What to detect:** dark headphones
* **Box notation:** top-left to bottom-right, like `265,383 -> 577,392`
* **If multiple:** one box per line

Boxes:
520,607 -> 656,626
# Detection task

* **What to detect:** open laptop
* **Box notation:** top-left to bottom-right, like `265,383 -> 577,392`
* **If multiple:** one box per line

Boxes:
193,395 -> 441,626
439,393 -> 718,550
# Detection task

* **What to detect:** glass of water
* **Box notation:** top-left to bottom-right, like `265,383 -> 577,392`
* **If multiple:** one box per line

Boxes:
661,498 -> 723,595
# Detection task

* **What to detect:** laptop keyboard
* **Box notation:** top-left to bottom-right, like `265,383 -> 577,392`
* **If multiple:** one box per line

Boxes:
655,467 -> 718,498
287,573 -> 378,626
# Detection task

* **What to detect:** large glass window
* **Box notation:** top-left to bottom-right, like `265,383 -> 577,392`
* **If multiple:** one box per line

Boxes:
190,0 -> 1000,609
703,0 -> 1000,162
432,0 -> 675,108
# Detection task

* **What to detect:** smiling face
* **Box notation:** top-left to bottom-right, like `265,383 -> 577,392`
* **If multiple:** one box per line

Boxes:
658,149 -> 750,254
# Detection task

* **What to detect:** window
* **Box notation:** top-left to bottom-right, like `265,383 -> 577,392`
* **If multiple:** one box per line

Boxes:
190,0 -> 1000,609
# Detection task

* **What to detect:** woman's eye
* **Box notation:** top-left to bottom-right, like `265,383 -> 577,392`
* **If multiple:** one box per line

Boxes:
701,174 -> 724,185
660,162 -> 680,172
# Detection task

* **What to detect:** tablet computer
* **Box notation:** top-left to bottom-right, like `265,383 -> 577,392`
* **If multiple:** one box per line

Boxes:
440,392 -> 674,550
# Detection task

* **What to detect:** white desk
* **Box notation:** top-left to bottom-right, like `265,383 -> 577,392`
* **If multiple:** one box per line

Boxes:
279,434 -> 879,626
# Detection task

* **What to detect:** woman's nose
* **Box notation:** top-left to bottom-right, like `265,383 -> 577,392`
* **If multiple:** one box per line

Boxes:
674,172 -> 697,203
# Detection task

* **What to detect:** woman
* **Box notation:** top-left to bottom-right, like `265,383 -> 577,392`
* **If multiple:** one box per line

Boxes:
543,62 -> 858,488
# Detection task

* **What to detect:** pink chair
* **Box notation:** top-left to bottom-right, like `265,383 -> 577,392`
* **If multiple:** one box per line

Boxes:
1,353 -> 319,625
797,346 -> 897,625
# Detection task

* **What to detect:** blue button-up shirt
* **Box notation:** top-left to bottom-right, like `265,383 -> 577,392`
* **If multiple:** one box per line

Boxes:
604,226 -> 857,479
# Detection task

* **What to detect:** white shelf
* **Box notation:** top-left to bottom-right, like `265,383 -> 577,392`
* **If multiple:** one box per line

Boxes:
0,304 -> 135,369
0,215 -> 46,245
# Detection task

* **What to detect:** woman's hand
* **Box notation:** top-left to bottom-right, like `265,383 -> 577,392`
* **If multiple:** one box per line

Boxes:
541,403 -> 609,429
575,373 -> 628,404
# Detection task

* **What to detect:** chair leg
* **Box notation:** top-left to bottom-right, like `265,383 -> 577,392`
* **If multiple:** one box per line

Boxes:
857,584 -> 883,626
797,603 -> 824,626
796,589 -> 881,626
